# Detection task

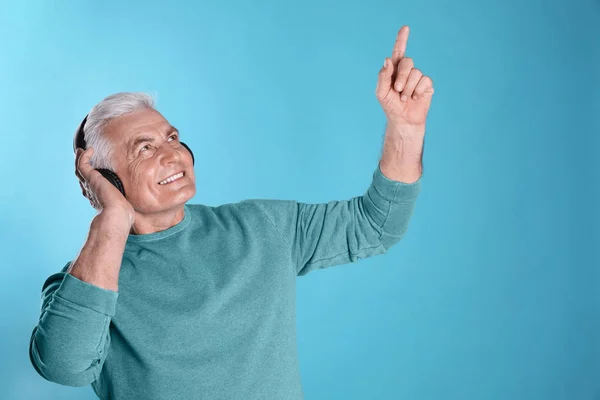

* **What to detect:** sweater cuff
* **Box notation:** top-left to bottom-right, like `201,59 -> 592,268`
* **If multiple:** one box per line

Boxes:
55,273 -> 119,317
372,162 -> 422,202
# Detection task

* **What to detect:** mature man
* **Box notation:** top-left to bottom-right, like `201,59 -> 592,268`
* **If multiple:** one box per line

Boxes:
29,26 -> 433,399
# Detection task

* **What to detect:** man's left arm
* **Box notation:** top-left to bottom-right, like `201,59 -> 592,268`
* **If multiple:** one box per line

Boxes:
247,25 -> 434,276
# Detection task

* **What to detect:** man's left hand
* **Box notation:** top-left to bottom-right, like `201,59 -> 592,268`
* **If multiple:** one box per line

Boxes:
376,26 -> 434,135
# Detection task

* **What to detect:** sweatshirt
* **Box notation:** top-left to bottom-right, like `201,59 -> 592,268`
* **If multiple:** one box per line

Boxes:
29,163 -> 421,400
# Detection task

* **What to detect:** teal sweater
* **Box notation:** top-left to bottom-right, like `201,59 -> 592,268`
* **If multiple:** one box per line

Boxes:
29,164 -> 421,400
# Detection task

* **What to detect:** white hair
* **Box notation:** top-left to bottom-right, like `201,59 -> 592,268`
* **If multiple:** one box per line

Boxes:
84,92 -> 156,171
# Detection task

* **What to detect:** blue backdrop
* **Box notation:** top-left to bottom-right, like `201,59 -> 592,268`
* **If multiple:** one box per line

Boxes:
1,0 -> 598,399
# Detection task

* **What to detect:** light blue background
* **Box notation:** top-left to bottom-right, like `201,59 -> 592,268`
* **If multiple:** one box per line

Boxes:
1,0 -> 598,399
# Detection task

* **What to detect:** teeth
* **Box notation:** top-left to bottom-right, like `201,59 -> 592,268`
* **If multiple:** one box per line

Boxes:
159,172 -> 184,185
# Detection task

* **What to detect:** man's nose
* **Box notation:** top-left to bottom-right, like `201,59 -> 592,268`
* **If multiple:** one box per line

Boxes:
157,142 -> 181,164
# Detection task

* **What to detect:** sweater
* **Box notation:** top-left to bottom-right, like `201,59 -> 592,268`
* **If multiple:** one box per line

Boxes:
29,164 -> 421,400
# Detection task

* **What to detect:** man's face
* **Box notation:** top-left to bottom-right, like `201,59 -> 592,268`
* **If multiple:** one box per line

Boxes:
103,108 -> 196,215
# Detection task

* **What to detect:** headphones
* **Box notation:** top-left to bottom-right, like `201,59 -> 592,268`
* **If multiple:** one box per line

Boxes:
73,114 -> 195,198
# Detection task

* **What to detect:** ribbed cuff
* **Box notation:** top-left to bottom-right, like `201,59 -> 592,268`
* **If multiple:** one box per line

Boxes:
55,273 -> 119,316
372,163 -> 422,202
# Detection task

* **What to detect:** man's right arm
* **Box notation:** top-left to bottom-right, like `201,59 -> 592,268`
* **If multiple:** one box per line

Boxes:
29,211 -> 130,387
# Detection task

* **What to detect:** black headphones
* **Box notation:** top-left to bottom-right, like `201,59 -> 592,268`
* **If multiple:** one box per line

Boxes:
73,114 -> 195,198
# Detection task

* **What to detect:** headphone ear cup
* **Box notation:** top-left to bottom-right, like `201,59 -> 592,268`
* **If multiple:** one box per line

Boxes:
180,142 -> 194,165
96,168 -> 126,197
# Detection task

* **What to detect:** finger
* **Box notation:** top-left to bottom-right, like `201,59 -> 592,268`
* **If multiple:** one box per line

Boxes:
413,75 -> 434,100
76,148 -> 95,181
394,57 -> 414,93
79,181 -> 89,199
84,183 -> 99,209
75,148 -> 86,181
401,68 -> 423,101
391,26 -> 410,66
375,58 -> 394,101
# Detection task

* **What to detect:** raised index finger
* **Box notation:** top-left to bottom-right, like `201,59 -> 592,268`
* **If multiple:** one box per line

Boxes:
391,26 -> 410,65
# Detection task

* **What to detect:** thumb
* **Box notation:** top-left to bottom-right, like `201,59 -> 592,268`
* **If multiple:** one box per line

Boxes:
375,58 -> 394,101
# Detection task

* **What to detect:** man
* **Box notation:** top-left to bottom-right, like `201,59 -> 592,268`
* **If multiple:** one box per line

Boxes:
29,26 -> 433,399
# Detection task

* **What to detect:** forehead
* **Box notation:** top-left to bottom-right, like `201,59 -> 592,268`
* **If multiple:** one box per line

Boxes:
104,108 -> 172,145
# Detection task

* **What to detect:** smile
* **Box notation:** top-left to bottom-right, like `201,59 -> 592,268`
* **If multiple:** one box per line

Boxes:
158,171 -> 185,185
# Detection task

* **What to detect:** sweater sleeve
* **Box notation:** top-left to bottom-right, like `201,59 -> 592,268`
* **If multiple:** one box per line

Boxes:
29,261 -> 118,387
246,163 -> 422,276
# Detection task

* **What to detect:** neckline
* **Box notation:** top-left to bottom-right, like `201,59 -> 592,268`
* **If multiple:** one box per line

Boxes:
126,204 -> 192,244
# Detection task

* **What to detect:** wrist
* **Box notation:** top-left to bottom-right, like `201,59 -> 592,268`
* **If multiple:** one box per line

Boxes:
94,210 -> 133,237
379,159 -> 422,183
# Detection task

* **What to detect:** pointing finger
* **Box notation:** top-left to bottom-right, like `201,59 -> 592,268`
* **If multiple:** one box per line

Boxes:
391,26 -> 410,66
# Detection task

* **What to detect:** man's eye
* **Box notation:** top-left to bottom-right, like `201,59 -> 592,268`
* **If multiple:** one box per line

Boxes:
139,136 -> 176,154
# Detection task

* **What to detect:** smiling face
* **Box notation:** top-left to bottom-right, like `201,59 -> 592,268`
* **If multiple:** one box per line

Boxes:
103,108 -> 196,220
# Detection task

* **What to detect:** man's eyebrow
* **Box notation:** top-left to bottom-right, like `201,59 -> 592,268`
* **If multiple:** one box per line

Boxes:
128,126 -> 179,150
129,136 -> 153,150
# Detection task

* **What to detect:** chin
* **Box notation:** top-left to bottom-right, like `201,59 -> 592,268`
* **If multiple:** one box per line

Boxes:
135,186 -> 196,215
163,185 -> 196,207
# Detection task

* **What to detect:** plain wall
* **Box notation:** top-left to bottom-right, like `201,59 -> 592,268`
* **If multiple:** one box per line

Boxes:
0,0 -> 597,399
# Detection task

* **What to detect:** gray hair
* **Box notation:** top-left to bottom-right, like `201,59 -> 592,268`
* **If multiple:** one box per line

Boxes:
84,92 -> 156,171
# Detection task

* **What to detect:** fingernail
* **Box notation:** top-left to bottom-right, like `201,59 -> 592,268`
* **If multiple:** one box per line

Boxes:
401,94 -> 408,102
412,95 -> 418,100
383,59 -> 387,68
395,84 -> 403,92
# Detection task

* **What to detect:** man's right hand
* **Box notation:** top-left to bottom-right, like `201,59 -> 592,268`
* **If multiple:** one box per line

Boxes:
75,147 -> 136,228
